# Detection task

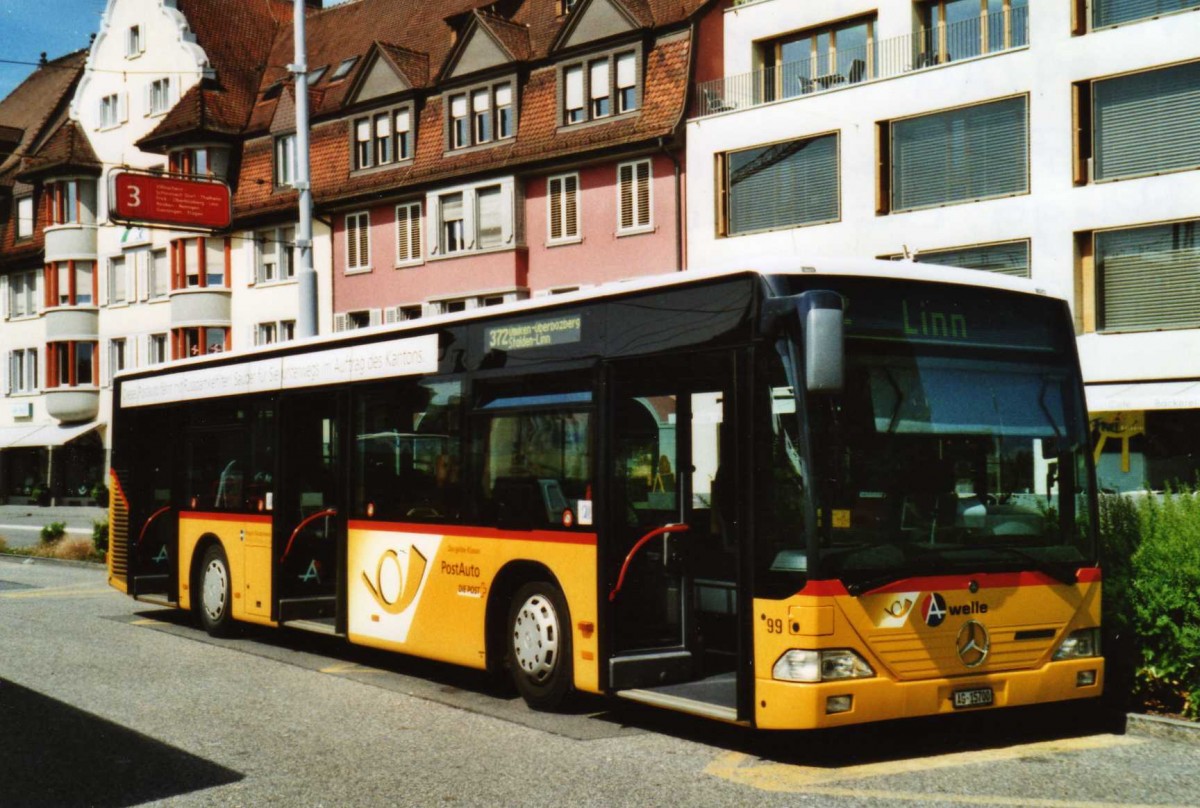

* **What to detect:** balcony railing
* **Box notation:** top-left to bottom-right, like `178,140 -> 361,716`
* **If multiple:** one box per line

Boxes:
693,7 -> 1028,118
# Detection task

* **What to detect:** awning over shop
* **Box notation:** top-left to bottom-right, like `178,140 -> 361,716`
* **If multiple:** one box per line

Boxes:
1086,380 -> 1200,413
5,422 -> 101,449
0,425 -> 42,449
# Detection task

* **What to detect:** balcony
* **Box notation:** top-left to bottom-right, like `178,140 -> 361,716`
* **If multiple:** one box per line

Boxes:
692,7 -> 1028,118
45,388 -> 99,423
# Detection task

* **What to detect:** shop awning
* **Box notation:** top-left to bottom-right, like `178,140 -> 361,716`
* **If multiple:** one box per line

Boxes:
6,422 -> 101,448
0,425 -> 41,449
1086,380 -> 1200,413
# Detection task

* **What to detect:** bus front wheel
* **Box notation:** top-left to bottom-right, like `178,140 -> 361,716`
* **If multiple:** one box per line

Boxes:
507,581 -> 572,711
197,543 -> 234,637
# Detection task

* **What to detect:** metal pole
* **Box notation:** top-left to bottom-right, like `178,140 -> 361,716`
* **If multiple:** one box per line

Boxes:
293,0 -> 317,338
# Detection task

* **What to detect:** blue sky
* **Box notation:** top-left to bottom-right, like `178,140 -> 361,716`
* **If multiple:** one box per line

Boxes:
0,0 -> 356,100
0,0 -> 107,99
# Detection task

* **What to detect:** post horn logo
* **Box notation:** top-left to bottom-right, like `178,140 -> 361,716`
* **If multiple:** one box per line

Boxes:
362,547 -> 428,615
956,620 -> 990,668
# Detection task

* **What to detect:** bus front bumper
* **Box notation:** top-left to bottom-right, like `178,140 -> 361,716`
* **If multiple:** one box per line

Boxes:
754,658 -> 1104,730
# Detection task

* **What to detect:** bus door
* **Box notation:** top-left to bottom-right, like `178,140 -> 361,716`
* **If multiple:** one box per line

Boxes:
606,352 -> 741,714
126,407 -> 178,602
275,391 -> 346,629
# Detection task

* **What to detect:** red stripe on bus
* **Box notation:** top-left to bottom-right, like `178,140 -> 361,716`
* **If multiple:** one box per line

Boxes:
179,511 -> 273,524
798,580 -> 850,596
347,520 -> 597,546
1076,566 -> 1102,583
862,571 -> 1081,594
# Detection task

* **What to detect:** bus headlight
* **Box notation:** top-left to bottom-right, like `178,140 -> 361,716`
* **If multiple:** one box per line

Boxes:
1053,628 -> 1101,660
773,649 -> 875,682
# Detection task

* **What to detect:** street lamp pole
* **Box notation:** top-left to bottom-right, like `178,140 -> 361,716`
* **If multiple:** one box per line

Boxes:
292,0 -> 317,338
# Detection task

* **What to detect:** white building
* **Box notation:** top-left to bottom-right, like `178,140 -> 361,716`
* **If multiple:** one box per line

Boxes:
687,0 -> 1200,491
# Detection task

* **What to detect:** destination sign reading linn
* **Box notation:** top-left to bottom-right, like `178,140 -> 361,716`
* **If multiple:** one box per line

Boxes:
122,334 -> 439,408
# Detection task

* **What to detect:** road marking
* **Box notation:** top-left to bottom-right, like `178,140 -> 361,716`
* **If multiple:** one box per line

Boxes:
0,587 -> 114,600
131,618 -> 168,626
788,785 -> 1195,808
706,735 -> 1154,804
320,662 -> 385,675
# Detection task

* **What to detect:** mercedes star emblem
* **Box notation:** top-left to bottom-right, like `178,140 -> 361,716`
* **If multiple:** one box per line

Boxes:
956,620 -> 990,668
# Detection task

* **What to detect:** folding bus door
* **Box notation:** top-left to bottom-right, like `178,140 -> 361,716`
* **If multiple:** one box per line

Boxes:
274,391 -> 347,629
606,351 -> 742,719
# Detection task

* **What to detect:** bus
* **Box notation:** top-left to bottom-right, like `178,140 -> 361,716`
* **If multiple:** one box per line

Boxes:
107,259 -> 1102,729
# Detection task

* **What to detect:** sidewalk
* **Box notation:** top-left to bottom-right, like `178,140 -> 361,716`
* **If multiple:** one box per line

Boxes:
0,504 -> 107,548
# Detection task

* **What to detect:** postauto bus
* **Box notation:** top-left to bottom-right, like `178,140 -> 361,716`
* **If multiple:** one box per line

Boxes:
107,259 -> 1102,729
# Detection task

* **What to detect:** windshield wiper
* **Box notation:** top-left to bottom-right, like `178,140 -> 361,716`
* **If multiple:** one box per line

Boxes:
937,545 -> 1078,586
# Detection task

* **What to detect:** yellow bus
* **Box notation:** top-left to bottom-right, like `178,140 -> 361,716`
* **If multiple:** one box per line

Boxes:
107,260 -> 1102,728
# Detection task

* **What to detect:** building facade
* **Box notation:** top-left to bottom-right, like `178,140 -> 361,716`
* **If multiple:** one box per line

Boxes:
686,0 -> 1200,492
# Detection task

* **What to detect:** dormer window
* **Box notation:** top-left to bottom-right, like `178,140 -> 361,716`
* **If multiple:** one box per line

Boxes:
561,48 -> 639,127
169,147 -> 210,178
445,79 -> 515,152
352,105 -> 413,171
331,57 -> 358,81
274,134 -> 296,186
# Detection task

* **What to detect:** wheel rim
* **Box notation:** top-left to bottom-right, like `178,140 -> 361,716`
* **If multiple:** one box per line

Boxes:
512,593 -> 560,684
202,557 -> 228,622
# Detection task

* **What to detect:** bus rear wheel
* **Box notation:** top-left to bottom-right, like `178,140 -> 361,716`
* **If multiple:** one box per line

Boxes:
197,543 -> 234,637
507,581 -> 572,711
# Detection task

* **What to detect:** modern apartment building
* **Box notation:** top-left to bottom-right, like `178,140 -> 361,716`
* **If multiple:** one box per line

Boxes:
686,0 -> 1200,491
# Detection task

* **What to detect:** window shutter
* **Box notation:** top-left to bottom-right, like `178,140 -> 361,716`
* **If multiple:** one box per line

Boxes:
1097,222 -> 1200,332
726,135 -> 839,235
618,163 -> 634,230
495,84 -> 512,107
369,308 -> 383,326
561,175 -> 578,238
477,186 -> 503,248
384,307 -> 398,325
451,95 -> 468,117
549,177 -> 563,240
395,109 -> 411,133
357,214 -> 370,268
1093,61 -> 1200,181
616,52 -> 636,89
143,83 -> 151,116
2,352 -> 9,396
636,161 -> 651,228
0,275 -> 8,320
119,92 -> 129,123
891,96 -> 1027,212
334,313 -> 347,332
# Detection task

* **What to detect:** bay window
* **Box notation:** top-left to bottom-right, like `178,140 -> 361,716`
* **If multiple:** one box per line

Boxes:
46,341 -> 97,388
171,237 -> 230,289
44,261 -> 95,307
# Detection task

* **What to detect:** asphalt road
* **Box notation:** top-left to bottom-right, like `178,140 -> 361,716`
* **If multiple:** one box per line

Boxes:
2,558 -> 1198,808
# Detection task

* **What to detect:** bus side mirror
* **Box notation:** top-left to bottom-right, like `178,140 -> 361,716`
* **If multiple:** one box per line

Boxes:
800,291 -> 844,394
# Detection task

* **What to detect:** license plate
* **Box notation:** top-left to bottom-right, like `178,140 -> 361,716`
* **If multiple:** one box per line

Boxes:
952,687 -> 994,709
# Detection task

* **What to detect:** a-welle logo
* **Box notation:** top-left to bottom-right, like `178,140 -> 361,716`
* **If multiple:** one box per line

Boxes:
362,547 -> 428,615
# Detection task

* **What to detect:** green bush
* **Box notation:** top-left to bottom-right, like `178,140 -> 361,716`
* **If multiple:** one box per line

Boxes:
40,522 -> 66,543
1130,489 -> 1200,718
92,520 -> 109,555
1097,493 -> 1142,709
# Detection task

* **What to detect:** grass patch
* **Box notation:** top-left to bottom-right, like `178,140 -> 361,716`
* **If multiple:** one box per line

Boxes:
0,534 -> 104,563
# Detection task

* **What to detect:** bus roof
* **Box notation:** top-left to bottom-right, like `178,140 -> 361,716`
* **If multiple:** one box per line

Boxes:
114,257 -> 1058,384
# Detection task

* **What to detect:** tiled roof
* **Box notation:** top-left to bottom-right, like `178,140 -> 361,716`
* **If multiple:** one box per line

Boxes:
232,29 -> 693,217
139,0 -> 293,150
474,11 -> 534,63
18,120 -> 102,181
378,43 -> 432,89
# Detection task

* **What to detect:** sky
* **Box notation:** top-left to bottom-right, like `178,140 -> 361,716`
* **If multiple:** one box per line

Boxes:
0,0 -> 357,101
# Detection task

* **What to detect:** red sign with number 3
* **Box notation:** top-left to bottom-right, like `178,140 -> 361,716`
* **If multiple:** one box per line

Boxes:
111,171 -> 231,230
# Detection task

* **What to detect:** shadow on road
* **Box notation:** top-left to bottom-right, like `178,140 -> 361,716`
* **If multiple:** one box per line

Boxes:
0,679 -> 242,807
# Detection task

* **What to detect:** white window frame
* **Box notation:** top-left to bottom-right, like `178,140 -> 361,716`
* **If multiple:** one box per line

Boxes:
425,177 -> 517,259
7,347 -> 39,395
148,77 -> 171,116
446,79 -> 516,151
255,226 -> 296,284
395,201 -> 423,266
126,25 -> 144,59
345,211 -> 372,273
275,133 -> 296,187
106,338 -> 127,387
352,105 -> 415,171
98,93 -> 125,129
547,173 -> 581,244
616,159 -> 653,235
148,333 -> 168,365
15,196 -> 33,239
561,47 -> 640,127
149,248 -> 169,299
108,255 -> 129,306
255,322 -> 278,346
7,269 -> 39,318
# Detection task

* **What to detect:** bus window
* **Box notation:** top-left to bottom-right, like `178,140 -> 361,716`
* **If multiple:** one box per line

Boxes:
474,392 -> 592,530
353,380 -> 463,521
186,427 -> 247,511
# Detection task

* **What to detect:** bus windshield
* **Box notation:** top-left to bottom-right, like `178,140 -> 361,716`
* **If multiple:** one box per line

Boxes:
766,277 -> 1096,593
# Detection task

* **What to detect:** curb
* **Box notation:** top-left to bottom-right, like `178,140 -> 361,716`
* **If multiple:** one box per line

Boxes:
0,553 -> 105,570
1125,712 -> 1200,746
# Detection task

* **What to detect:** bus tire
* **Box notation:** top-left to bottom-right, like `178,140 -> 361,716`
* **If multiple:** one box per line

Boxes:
507,581 -> 572,711
197,543 -> 234,637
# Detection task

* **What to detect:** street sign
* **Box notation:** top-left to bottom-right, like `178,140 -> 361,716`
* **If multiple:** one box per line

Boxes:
109,170 -> 231,230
